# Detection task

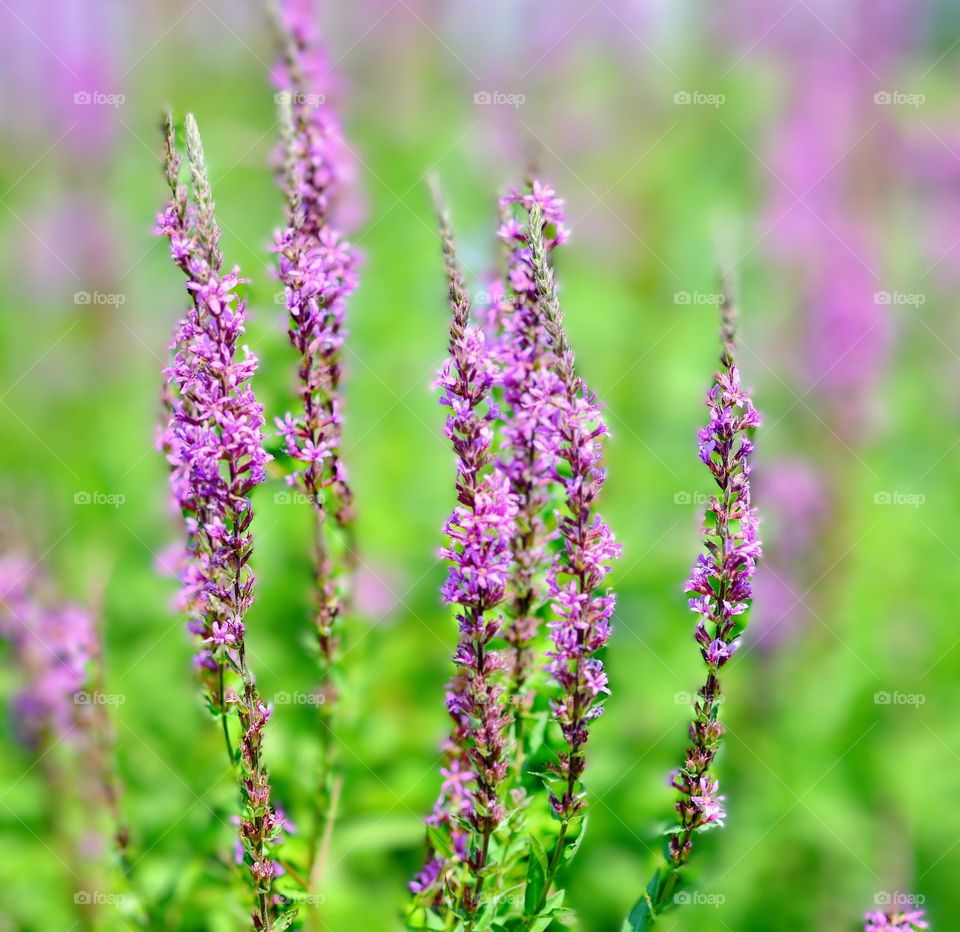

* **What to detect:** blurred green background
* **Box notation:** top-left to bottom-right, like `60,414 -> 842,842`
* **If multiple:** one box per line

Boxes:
1,1 -> 958,929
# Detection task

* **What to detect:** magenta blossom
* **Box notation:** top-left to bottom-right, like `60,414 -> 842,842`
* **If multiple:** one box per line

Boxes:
865,907 -> 929,931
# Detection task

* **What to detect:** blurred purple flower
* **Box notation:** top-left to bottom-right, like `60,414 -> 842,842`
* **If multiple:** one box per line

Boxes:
864,907 -> 929,932
272,0 -> 360,674
0,553 -> 94,747
751,459 -> 831,649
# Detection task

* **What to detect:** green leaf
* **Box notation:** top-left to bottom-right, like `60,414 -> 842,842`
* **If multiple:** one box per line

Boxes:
622,891 -> 655,932
423,909 -> 447,930
272,908 -> 299,931
544,890 -> 564,912
473,899 -> 497,930
622,864 -> 682,931
523,835 -> 548,915
562,817 -> 587,864
425,824 -> 454,860
525,711 -> 549,757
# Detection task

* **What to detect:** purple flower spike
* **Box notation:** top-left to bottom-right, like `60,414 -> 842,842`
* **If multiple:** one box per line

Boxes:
270,4 -> 360,901
156,112 -> 288,929
415,184 -> 518,915
669,282 -> 761,865
272,0 -> 359,669
865,907 -> 929,931
0,555 -> 94,747
0,552 -> 129,856
526,199 -> 621,824
492,183 -> 568,712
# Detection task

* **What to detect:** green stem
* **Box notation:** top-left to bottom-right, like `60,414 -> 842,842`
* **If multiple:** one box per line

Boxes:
219,662 -> 233,764
523,821 -> 569,927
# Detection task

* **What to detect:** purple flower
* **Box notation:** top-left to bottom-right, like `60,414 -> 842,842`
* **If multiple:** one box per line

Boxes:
525,197 -> 621,823
491,184 -> 568,707
750,458 -> 831,650
0,551 -> 129,854
668,286 -> 761,865
271,0 -> 360,231
0,554 -> 95,747
409,857 -> 444,896
272,0 -> 359,677
415,187 -> 518,914
156,112 -> 283,929
865,908 -> 929,932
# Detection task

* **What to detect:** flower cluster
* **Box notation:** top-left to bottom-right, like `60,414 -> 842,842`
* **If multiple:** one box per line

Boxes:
272,0 -> 356,234
156,112 -> 286,928
272,0 -> 359,684
526,200 -> 621,823
0,552 -> 129,856
413,183 -> 618,928
493,182 -> 568,704
865,908 -> 929,932
0,553 -> 95,747
417,188 -> 519,914
669,295 -> 761,863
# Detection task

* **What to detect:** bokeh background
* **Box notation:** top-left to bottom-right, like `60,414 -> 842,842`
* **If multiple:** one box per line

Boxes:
1,0 -> 958,929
